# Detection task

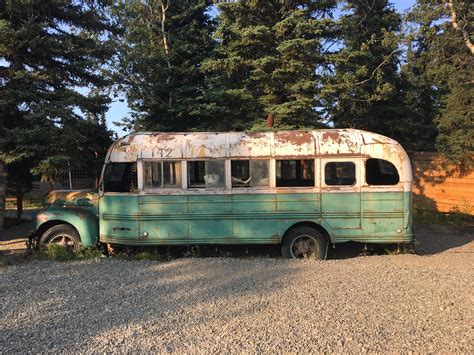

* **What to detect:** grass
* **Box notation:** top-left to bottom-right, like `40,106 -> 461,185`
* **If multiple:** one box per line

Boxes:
33,245 -> 105,262
413,208 -> 473,226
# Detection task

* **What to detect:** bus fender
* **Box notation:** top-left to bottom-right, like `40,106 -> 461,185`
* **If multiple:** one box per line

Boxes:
281,220 -> 333,243
35,208 -> 99,248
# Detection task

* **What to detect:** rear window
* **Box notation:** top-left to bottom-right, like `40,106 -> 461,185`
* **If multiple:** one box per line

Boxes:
365,159 -> 399,185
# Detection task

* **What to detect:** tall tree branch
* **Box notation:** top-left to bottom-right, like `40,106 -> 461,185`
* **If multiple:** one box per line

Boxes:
446,0 -> 474,55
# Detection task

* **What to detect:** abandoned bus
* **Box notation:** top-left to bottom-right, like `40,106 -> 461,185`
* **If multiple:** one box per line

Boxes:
33,129 -> 414,259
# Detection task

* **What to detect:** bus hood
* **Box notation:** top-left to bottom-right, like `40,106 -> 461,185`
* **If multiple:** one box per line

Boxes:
45,189 -> 99,208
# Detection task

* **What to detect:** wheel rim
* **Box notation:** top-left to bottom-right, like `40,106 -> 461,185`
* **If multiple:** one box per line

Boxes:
48,234 -> 77,251
290,235 -> 318,259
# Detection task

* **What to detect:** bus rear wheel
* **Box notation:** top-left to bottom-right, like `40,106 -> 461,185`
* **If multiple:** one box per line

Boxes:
39,224 -> 81,254
282,226 -> 327,260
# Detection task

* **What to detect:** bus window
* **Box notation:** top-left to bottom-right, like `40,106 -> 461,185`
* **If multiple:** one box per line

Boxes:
144,161 -> 181,189
103,162 -> 138,192
188,160 -> 225,188
231,160 -> 270,188
325,162 -> 355,186
366,158 -> 399,185
276,159 -> 314,187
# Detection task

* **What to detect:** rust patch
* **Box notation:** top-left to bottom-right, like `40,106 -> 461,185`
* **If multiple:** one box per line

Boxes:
275,131 -> 314,146
321,131 -> 342,142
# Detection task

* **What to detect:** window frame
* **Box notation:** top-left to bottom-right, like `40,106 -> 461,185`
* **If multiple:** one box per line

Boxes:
275,158 -> 316,188
321,158 -> 359,188
141,159 -> 183,191
186,159 -> 227,190
230,158 -> 271,189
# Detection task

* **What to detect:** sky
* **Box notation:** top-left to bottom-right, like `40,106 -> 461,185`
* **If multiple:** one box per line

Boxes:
105,0 -> 417,137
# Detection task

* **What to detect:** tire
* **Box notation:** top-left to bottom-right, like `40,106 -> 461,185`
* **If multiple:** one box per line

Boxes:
281,226 -> 327,260
39,224 -> 82,253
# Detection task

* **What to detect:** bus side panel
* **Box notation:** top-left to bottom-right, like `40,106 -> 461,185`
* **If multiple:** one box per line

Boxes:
231,194 -> 278,243
276,193 -> 322,239
188,194 -> 233,241
99,194 -> 139,244
139,194 -> 189,241
321,192 -> 361,242
361,190 -> 404,241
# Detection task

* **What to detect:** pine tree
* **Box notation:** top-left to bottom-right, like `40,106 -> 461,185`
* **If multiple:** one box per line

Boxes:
202,0 -> 337,130
113,0 -> 216,132
321,0 -> 407,141
0,0 -> 115,215
406,0 -> 473,168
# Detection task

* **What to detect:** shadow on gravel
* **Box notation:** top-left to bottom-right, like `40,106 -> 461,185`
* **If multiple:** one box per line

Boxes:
1,258 -> 305,352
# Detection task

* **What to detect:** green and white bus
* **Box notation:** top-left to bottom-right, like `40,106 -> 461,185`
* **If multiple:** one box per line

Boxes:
33,129 -> 414,259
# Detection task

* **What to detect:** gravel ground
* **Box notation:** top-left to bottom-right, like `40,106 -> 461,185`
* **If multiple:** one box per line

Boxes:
0,225 -> 473,353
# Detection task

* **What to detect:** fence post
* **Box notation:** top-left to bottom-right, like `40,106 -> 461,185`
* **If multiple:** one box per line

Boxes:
0,162 -> 7,231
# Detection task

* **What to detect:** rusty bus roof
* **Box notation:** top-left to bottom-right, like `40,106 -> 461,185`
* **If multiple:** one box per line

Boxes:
106,129 -> 412,183
107,129 -> 401,161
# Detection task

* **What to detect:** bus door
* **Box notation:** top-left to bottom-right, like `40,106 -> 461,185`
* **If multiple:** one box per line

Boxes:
320,158 -> 361,240
138,160 -> 189,243
99,162 -> 140,244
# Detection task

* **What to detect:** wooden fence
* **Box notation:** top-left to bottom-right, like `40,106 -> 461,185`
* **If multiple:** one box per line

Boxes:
412,152 -> 474,214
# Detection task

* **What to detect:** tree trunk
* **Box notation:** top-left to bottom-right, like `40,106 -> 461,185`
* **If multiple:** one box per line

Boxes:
0,162 -> 6,231
161,0 -> 173,107
446,0 -> 474,55
16,183 -> 23,221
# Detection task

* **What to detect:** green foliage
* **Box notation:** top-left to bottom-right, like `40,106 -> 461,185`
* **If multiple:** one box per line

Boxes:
321,0 -> 409,143
0,0 -> 115,184
34,245 -> 104,261
203,0 -> 337,130
183,245 -> 201,258
405,0 -> 473,167
413,207 -> 473,226
112,0 -> 216,132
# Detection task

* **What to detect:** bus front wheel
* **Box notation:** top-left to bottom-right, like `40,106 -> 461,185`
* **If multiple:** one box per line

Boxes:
39,224 -> 82,253
282,226 -> 327,260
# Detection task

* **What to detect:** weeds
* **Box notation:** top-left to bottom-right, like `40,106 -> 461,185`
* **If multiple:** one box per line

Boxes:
33,245 -> 104,262
384,243 -> 417,255
413,208 -> 473,226
183,245 -> 201,258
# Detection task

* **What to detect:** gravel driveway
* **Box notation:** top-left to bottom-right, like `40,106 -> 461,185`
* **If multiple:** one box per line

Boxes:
1,225 -> 473,353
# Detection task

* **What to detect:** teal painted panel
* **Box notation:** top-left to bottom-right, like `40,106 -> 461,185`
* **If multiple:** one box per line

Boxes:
321,192 -> 361,230
140,220 -> 188,240
361,191 -> 404,238
189,219 -> 232,239
233,218 -> 277,239
361,192 -> 403,201
188,194 -> 232,213
139,195 -> 188,214
232,194 -> 276,212
276,193 -> 320,212
99,194 -> 139,240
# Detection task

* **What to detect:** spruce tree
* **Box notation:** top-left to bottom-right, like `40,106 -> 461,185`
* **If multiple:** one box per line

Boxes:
202,0 -> 337,130
113,0 -> 216,132
0,0 -> 115,213
321,0 -> 406,141
406,0 -> 473,168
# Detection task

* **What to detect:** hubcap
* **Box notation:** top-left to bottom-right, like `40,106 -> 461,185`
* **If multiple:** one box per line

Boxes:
290,235 -> 318,259
48,234 -> 77,251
